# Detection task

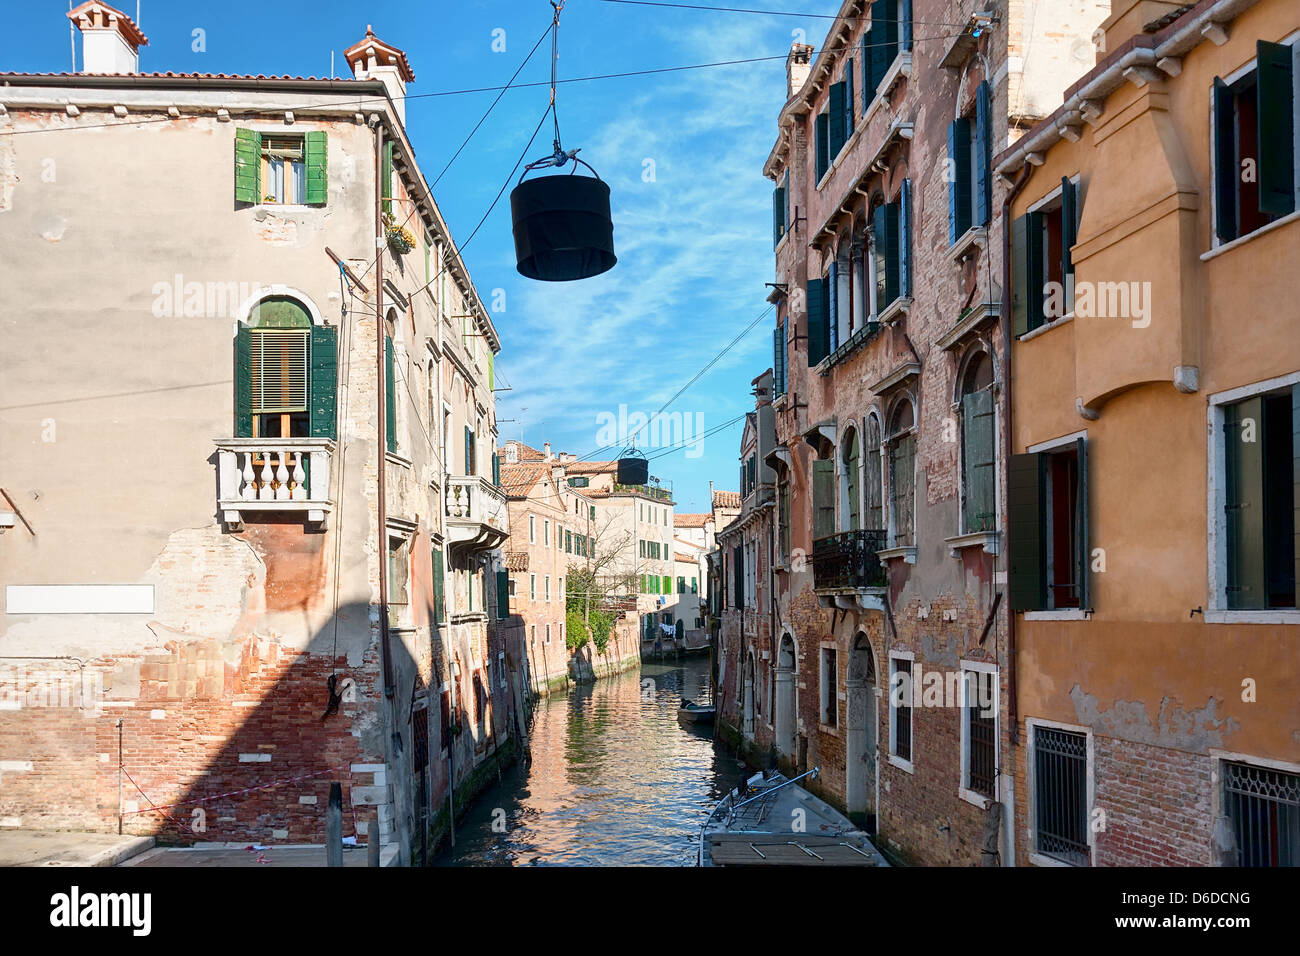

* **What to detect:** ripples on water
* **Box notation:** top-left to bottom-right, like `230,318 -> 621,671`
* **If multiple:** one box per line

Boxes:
436,657 -> 743,867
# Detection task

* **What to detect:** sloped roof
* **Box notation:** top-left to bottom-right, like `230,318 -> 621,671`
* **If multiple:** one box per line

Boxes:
712,490 -> 742,509
565,460 -> 618,475
675,513 -> 711,528
499,463 -> 547,499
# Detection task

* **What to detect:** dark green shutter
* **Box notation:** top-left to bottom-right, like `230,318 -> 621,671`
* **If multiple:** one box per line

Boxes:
496,570 -> 510,621
845,61 -> 855,139
234,326 -> 253,437
815,112 -> 830,182
492,451 -> 500,486
900,0 -> 912,50
1225,397 -> 1265,609
870,0 -> 897,93
382,141 -> 394,216
384,335 -> 397,453
432,546 -> 445,626
1008,452 -> 1046,611
1213,77 -> 1237,242
309,325 -> 338,439
900,179 -> 912,298
861,30 -> 874,110
807,278 -> 829,365
234,128 -> 261,204
829,82 -> 846,158
948,117 -> 972,243
1076,437 -> 1090,611
733,545 -> 743,607
304,131 -> 328,205
1011,213 -> 1030,336
1256,41 -> 1296,216
1061,177 -> 1078,277
963,387 -> 995,532
846,437 -> 860,530
813,458 -> 836,540
975,81 -> 992,227
827,260 -> 840,352
464,425 -> 474,475
773,184 -> 787,247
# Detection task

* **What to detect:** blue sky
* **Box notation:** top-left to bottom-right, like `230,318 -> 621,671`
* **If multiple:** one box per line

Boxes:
3,0 -> 840,514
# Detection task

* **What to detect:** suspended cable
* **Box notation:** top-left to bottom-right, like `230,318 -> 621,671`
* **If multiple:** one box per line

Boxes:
597,0 -> 977,27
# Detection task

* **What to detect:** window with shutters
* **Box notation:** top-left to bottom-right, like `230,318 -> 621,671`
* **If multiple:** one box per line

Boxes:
772,168 -> 789,247
813,458 -> 836,543
886,399 -> 916,548
778,478 -> 791,560
841,426 -> 861,531
806,273 -> 830,366
960,351 -> 997,533
234,129 -> 327,206
860,0 -> 906,112
529,573 -> 536,601
1213,380 -> 1298,612
948,82 -> 992,246
1008,435 -> 1090,613
1212,40 -> 1297,246
865,412 -> 884,531
870,184 -> 912,318
431,545 -> 445,627
1012,178 -> 1081,335
815,110 -> 831,184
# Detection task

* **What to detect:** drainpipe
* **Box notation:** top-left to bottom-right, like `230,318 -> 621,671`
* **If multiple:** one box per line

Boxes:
375,120 -> 394,700
1000,164 -> 1033,745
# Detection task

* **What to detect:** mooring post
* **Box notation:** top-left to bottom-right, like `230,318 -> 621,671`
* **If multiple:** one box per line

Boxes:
368,813 -> 381,867
326,782 -> 343,867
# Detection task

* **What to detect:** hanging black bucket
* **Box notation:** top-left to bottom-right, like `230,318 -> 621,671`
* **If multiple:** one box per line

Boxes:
617,452 -> 648,486
510,169 -> 616,282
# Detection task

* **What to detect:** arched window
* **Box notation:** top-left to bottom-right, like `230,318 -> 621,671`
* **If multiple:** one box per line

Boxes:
960,351 -> 996,532
235,296 -> 335,440
841,426 -> 861,531
887,398 -> 916,547
865,412 -> 883,531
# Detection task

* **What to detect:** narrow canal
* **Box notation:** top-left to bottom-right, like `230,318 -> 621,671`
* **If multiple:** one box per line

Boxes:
437,656 -> 741,866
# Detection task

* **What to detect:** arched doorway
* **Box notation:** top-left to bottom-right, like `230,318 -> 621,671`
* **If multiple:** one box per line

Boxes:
846,632 -> 877,826
775,634 -> 797,757
742,652 -> 755,737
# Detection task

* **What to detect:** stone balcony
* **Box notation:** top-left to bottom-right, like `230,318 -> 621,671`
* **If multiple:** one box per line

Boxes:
216,438 -> 335,530
445,475 -> 509,554
811,529 -> 887,611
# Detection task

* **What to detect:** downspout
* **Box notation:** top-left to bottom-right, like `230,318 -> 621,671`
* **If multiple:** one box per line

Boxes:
1000,164 -> 1033,745
374,120 -> 393,700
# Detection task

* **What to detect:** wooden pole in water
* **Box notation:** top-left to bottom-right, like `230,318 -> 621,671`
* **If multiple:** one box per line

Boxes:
326,782 -> 343,867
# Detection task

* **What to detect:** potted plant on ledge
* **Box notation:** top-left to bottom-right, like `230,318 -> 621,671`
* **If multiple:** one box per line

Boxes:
384,212 -> 415,256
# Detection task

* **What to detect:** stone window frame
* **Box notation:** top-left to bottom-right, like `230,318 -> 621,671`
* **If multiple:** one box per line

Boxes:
958,658 -> 999,809
886,649 -> 915,774
1025,715 -> 1095,868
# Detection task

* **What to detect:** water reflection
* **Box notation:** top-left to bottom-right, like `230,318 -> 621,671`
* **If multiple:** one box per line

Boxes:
436,657 -> 739,867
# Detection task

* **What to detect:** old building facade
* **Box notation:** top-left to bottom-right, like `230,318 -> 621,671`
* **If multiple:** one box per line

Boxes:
997,0 -> 1300,866
716,0 -> 1109,864
0,5 -> 521,865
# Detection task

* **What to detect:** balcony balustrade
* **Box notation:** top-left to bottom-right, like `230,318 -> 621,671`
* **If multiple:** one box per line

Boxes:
216,438 -> 334,529
812,529 -> 888,591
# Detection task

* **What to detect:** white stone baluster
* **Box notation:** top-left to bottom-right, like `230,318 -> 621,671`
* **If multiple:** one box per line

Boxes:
259,451 -> 275,500
291,452 -> 306,500
241,452 -> 257,500
275,450 -> 291,500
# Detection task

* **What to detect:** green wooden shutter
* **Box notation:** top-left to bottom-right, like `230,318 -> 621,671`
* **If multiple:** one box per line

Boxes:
1256,40 -> 1296,216
384,335 -> 397,454
382,141 -> 394,216
845,60 -> 855,138
861,30 -> 874,111
492,452 -> 500,486
773,184 -> 787,247
1076,436 -> 1090,611
234,128 -> 261,204
733,546 -> 743,607
1011,213 -> 1031,336
1008,452 -> 1045,611
1225,397 -> 1266,609
308,325 -> 338,440
878,200 -> 901,308
948,117 -> 972,243
901,0 -> 912,49
496,570 -> 510,621
846,437 -> 860,531
975,81 -> 992,227
464,425 -> 474,475
900,179 -> 912,298
488,350 -> 495,391
962,387 -> 996,532
827,260 -> 840,352
829,82 -> 846,158
813,458 -> 836,540
304,131 -> 328,205
432,546 -> 445,626
1061,177 -> 1078,314
870,0 -> 897,93
234,326 -> 253,437
1213,77 -> 1237,242
815,112 -> 830,182
807,277 -> 829,365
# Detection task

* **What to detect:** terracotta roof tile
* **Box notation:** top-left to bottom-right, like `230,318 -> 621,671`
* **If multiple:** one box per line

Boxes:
675,513 -> 711,528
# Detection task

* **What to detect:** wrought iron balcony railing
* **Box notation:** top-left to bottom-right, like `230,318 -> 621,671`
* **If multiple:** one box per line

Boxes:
812,529 -> 887,591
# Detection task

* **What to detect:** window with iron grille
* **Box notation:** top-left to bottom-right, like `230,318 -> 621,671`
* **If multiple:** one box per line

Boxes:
1223,760 -> 1300,866
964,668 -> 997,799
890,658 -> 912,761
1033,726 -> 1089,865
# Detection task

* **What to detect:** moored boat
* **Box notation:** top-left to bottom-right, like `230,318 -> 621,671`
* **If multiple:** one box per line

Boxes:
677,698 -> 715,726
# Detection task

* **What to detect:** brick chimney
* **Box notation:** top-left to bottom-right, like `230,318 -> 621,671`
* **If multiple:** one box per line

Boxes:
344,26 -> 416,125
786,42 -> 814,98
67,1 -> 147,75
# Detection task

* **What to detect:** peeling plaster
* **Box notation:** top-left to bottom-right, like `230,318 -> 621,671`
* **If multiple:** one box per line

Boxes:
1069,684 -> 1240,752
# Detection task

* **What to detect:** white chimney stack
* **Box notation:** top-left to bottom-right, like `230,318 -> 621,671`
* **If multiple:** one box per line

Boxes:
344,26 -> 416,126
68,1 -> 148,75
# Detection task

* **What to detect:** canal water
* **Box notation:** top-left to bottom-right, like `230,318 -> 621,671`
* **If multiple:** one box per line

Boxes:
437,656 -> 743,866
